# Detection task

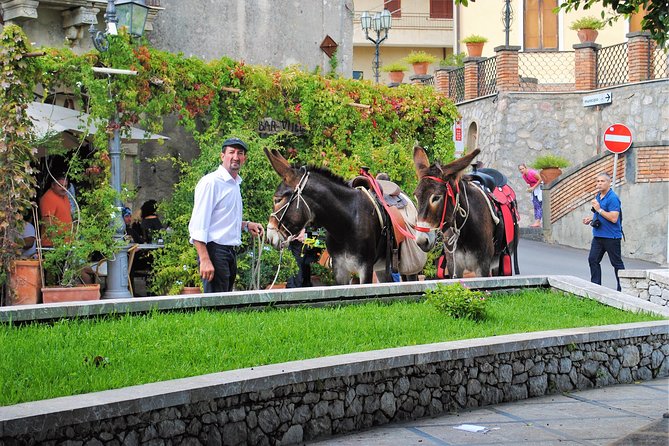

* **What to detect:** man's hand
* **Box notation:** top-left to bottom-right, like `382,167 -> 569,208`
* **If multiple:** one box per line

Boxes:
248,222 -> 264,238
583,216 -> 592,225
199,258 -> 215,282
590,199 -> 601,212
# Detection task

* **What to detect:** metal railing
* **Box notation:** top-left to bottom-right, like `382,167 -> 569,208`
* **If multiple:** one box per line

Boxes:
353,13 -> 453,30
518,51 -> 575,91
597,42 -> 628,87
448,67 -> 465,103
477,56 -> 497,96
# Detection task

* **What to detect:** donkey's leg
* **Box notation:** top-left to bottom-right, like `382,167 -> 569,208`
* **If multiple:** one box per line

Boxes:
332,261 -> 352,285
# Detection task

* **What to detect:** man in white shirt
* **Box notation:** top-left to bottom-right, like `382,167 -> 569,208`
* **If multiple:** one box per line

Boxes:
188,138 -> 264,293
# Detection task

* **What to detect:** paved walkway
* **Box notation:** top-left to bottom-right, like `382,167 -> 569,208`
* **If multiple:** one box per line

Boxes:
310,378 -> 669,446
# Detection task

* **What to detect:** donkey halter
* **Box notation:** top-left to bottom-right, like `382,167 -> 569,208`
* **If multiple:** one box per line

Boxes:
270,168 -> 313,242
415,175 -> 470,252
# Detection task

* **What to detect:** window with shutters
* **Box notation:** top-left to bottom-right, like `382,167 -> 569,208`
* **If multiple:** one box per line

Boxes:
430,0 -> 453,19
524,0 -> 558,50
387,0 -> 401,18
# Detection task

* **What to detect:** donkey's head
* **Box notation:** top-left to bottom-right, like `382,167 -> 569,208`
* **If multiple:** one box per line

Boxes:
264,148 -> 313,249
412,146 -> 481,251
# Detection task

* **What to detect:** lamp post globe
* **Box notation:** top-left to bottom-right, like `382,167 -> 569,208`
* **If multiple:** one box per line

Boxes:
361,9 -> 391,83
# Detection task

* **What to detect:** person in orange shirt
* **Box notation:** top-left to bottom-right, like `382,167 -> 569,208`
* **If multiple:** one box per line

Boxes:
39,175 -> 73,247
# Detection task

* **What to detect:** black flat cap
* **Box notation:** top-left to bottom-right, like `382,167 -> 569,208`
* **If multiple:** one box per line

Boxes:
222,137 -> 249,153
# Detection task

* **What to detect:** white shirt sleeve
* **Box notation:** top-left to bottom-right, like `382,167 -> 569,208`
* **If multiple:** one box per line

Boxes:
189,178 -> 215,243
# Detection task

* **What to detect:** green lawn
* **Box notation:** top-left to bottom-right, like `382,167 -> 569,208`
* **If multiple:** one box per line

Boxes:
0,289 -> 663,406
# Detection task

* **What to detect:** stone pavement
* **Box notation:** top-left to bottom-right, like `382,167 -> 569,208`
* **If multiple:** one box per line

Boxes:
309,377 -> 669,446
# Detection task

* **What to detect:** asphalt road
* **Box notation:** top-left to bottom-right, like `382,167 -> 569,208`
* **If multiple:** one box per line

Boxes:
516,238 -> 662,291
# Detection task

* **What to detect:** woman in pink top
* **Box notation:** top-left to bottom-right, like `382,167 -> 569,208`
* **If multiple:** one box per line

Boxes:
518,163 -> 543,228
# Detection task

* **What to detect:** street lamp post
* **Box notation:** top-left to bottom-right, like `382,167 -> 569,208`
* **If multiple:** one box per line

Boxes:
360,9 -> 392,83
89,0 -> 149,299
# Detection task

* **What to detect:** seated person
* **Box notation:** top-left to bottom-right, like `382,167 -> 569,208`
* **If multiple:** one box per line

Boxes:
20,213 -> 37,258
140,200 -> 163,243
123,207 -> 144,243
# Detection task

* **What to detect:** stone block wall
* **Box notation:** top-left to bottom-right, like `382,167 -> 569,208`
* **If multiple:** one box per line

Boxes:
620,269 -> 669,306
1,323 -> 667,445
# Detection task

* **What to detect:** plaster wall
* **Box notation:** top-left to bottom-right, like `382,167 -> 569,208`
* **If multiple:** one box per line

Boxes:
149,0 -> 353,76
455,80 -> 669,263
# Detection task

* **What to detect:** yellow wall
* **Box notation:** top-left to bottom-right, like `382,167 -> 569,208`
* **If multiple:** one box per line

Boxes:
457,1 -> 630,56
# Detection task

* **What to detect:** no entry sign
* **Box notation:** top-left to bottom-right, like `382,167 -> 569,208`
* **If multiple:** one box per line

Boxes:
603,123 -> 632,153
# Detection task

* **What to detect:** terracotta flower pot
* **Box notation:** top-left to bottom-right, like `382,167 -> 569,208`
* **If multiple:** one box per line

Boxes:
465,42 -> 484,57
388,71 -> 405,83
9,259 -> 42,305
42,284 -> 101,303
577,29 -> 598,43
411,62 -> 429,75
182,286 -> 202,294
540,167 -> 562,185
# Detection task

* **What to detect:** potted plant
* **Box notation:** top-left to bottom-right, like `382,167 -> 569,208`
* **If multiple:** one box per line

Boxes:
381,62 -> 409,84
462,35 -> 488,57
531,154 -> 570,185
569,16 -> 604,43
404,50 -> 437,75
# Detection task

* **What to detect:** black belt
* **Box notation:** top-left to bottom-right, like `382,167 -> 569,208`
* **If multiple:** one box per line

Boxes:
207,241 -> 239,251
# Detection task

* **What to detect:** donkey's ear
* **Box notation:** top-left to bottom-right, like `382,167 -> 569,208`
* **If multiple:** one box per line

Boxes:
413,145 -> 431,179
442,149 -> 481,177
264,148 -> 300,186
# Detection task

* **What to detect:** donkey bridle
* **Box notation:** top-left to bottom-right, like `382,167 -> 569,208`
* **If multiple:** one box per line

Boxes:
415,175 -> 464,234
270,168 -> 313,241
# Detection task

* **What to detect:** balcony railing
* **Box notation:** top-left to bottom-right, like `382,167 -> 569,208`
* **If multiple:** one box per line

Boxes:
353,12 -> 453,30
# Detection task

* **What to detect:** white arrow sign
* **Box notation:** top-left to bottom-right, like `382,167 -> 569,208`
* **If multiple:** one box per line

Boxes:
583,92 -> 612,107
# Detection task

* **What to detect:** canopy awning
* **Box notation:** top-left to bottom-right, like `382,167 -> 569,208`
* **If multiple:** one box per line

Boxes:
27,102 -> 169,143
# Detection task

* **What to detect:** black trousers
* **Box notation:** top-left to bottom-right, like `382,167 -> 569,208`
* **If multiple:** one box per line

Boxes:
588,236 -> 625,291
202,242 -> 237,293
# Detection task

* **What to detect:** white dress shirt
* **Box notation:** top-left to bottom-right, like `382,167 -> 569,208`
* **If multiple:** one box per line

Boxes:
189,165 -> 243,246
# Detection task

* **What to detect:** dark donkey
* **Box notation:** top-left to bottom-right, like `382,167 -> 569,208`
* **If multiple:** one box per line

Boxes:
264,148 -> 395,285
413,146 -> 516,278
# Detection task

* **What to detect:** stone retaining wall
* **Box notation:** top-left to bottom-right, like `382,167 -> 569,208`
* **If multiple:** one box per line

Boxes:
1,322 -> 667,445
620,269 -> 669,307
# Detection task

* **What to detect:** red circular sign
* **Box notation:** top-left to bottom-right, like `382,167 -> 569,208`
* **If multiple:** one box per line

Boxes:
603,123 -> 632,153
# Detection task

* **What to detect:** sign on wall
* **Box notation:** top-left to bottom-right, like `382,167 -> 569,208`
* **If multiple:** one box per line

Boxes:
453,119 -> 464,156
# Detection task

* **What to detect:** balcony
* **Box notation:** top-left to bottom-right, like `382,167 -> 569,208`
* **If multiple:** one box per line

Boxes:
353,12 -> 453,30
353,12 -> 453,47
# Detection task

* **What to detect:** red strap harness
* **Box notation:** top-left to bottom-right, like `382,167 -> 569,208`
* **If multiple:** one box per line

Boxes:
359,169 -> 416,241
415,175 -> 459,233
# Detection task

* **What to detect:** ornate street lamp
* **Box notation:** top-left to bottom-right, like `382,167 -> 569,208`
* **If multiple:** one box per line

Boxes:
89,0 -> 149,299
90,0 -> 149,52
360,9 -> 392,83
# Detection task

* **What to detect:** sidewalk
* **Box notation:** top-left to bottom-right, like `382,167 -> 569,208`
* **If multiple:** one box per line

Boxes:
310,377 -> 669,446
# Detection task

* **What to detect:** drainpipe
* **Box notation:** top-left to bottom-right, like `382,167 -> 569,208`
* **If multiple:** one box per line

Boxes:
455,2 -> 461,54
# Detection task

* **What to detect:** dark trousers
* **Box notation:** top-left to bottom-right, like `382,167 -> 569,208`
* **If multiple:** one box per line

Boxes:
202,242 -> 237,293
588,237 -> 625,291
287,242 -> 317,288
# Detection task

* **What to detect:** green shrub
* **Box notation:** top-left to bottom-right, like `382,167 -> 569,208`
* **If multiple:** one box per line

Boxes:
462,34 -> 488,44
424,282 -> 488,321
439,52 -> 466,67
569,16 -> 605,30
381,62 -> 409,72
531,154 -> 570,169
404,50 -> 437,64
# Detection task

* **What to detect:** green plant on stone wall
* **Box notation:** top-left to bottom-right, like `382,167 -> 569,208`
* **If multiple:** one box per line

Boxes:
531,154 -> 570,169
404,50 -> 437,64
569,16 -> 605,30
